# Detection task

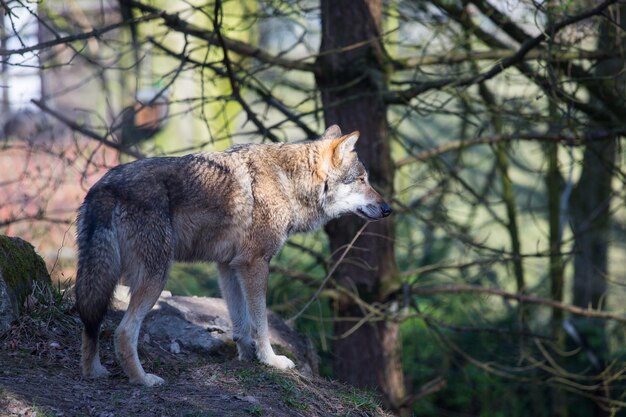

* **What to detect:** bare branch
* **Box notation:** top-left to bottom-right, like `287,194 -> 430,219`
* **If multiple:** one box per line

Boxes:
124,0 -> 315,72
398,377 -> 447,408
395,128 -> 626,167
148,38 -> 318,139
288,222 -> 370,324
412,285 -> 626,325
394,49 -> 621,69
0,13 -> 163,57
211,0 -> 280,143
31,99 -> 145,160
386,0 -> 619,104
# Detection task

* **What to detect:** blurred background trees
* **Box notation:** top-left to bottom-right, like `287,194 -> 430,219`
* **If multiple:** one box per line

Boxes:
2,0 -> 626,415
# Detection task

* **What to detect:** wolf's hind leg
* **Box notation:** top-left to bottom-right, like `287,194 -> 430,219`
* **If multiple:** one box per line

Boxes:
217,263 -> 255,361
236,260 -> 295,370
81,327 -> 110,378
76,228 -> 120,379
115,268 -> 169,387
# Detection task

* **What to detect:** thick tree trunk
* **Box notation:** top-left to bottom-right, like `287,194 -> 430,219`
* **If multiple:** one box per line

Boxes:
315,0 -> 405,411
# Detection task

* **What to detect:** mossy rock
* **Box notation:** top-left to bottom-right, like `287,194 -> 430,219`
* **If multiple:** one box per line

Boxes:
0,235 -> 51,333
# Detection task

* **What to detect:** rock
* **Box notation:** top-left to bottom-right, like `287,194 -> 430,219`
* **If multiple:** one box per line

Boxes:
169,340 -> 181,354
144,308 -> 225,354
0,278 -> 12,333
112,285 -> 319,374
234,395 -> 259,404
0,235 -> 51,333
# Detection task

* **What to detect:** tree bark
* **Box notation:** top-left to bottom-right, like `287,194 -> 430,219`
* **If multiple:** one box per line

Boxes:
571,3 -> 625,313
569,5 -> 626,416
571,140 -> 614,310
315,0 -> 405,411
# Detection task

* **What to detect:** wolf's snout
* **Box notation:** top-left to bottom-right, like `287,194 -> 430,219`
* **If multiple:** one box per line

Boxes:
358,202 -> 392,220
381,202 -> 392,217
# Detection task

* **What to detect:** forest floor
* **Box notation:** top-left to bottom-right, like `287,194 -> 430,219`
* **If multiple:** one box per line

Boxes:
0,297 -> 391,417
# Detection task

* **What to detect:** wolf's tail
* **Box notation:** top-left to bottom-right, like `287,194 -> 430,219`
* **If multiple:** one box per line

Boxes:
74,197 -> 121,342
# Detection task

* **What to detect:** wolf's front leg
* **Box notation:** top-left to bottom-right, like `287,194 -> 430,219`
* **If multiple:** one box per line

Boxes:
217,263 -> 255,361
236,259 -> 295,370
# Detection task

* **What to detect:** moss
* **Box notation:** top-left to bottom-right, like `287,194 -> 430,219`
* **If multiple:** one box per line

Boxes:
0,235 -> 50,316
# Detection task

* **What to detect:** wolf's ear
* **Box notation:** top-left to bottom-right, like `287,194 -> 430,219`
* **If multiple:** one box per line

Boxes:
331,131 -> 359,166
316,131 -> 359,181
320,124 -> 342,140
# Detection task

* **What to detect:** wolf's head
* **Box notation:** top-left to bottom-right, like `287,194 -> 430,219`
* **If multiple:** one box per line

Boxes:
315,126 -> 392,221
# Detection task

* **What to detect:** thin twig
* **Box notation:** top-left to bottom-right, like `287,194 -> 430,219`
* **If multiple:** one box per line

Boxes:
0,13 -> 163,56
31,99 -> 145,159
393,49 -> 623,69
386,0 -> 619,104
412,285 -> 626,324
212,0 -> 281,143
125,0 -> 314,72
148,37 -> 318,139
288,222 -> 370,324
395,128 -> 626,167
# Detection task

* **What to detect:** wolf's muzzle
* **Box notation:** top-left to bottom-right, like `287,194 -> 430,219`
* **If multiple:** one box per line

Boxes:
381,202 -> 392,217
358,202 -> 393,220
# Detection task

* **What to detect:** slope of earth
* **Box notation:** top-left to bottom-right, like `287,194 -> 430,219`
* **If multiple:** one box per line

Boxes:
0,292 -> 390,417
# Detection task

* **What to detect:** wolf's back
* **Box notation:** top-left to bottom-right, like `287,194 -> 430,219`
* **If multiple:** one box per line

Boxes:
75,188 -> 122,338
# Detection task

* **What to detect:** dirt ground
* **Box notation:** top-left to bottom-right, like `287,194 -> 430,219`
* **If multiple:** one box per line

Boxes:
0,304 -> 391,417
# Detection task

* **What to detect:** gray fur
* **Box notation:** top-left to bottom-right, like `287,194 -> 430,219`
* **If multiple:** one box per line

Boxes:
75,126 -> 391,386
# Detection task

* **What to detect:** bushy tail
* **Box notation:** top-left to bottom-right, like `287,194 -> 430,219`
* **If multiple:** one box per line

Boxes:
75,201 -> 121,341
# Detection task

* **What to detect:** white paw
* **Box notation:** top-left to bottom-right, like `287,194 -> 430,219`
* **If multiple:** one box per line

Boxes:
144,373 -> 165,387
262,354 -> 295,370
131,373 -> 165,387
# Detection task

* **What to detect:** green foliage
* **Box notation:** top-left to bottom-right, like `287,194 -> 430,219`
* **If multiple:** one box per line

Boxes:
402,316 -> 530,417
399,309 -> 626,417
166,263 -> 220,297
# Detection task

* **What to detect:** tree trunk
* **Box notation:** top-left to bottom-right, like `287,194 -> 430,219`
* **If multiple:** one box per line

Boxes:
569,5 -> 626,416
315,0 -> 405,411
571,140 -> 614,310
571,3 -> 625,317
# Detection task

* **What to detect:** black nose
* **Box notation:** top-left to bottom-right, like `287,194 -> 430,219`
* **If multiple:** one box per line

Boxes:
381,202 -> 392,217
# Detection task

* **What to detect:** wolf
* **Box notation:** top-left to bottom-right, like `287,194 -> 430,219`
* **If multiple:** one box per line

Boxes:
74,125 -> 392,386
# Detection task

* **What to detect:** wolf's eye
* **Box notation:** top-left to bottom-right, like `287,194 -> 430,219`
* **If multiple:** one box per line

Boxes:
344,174 -> 365,185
